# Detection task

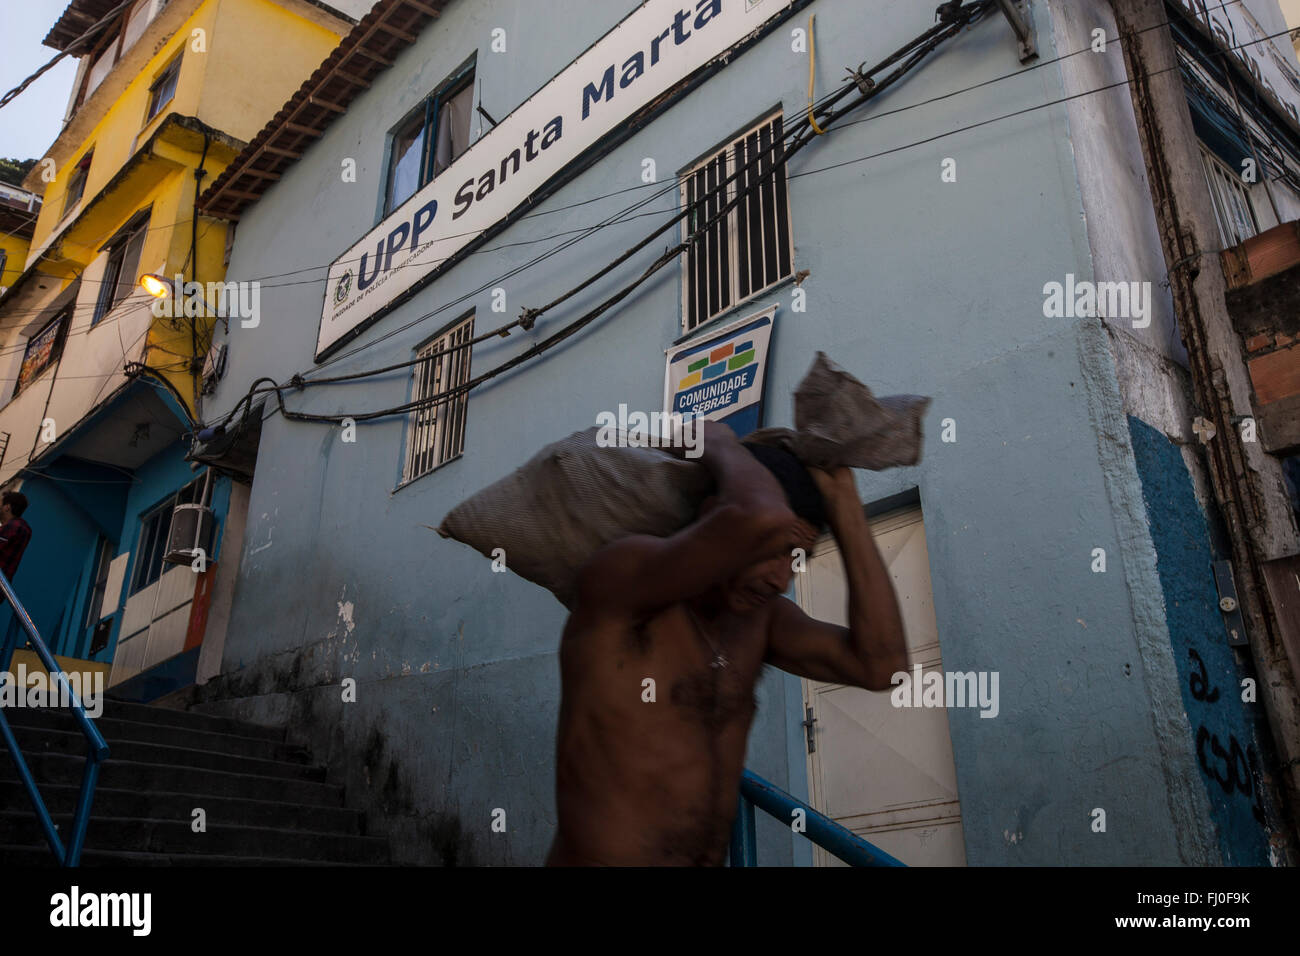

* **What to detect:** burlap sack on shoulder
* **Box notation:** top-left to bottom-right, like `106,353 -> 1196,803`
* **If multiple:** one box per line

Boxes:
436,352 -> 929,606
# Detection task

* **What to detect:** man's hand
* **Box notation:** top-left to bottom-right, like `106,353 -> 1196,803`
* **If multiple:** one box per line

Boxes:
764,464 -> 909,690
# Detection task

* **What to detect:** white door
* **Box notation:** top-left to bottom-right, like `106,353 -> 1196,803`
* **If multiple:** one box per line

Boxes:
793,507 -> 966,866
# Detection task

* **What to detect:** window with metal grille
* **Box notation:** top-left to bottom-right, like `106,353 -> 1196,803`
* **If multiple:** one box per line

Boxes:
679,112 -> 793,333
403,315 -> 474,482
1199,145 -> 1258,249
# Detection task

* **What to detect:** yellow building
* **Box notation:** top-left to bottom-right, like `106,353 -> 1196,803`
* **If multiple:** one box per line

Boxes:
0,0 -> 365,698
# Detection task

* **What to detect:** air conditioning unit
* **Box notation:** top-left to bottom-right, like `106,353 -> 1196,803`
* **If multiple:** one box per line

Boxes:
164,503 -> 216,565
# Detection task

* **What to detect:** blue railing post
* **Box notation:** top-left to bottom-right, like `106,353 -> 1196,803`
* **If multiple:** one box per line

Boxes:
0,569 -> 108,866
729,794 -> 757,867
730,768 -> 907,867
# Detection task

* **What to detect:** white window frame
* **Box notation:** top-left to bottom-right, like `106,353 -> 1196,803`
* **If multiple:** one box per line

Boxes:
1198,145 -> 1259,249
678,111 -> 795,334
402,315 -> 474,482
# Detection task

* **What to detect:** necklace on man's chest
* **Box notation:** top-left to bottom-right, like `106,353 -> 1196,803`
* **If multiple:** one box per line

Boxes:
684,605 -> 729,670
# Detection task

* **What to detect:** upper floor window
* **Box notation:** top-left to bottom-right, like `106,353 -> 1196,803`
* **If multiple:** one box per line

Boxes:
384,65 -> 475,215
123,0 -> 166,56
1199,145 -> 1259,249
146,54 -> 182,124
63,150 -> 93,218
93,209 -> 150,325
74,0 -> 170,113
403,314 -> 474,482
678,112 -> 793,333
15,305 -> 72,397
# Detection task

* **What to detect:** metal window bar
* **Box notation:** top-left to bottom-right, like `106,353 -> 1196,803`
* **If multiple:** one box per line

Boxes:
729,768 -> 906,868
405,342 -> 441,481
0,568 -> 109,866
1199,151 -> 1233,248
405,318 -> 473,481
680,115 -> 793,332
1199,148 -> 1258,248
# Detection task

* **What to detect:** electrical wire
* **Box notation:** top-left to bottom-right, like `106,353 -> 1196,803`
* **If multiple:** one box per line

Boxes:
193,2 -> 1296,308
9,2 -> 1298,435
0,0 -> 134,111
204,1 -> 992,431
208,6 -> 1300,433
2,0 -> 1272,312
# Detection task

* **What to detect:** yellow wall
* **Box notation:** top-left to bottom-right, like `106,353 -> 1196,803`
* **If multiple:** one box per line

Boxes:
15,0 -> 350,416
6,649 -> 112,681
29,1 -> 213,255
0,233 -> 30,288
200,0 -> 344,138
29,0 -> 346,258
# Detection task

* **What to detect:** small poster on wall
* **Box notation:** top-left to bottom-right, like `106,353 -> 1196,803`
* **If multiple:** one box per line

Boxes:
663,304 -> 776,438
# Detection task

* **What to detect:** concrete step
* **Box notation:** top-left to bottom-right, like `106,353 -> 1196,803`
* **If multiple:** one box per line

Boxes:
0,780 -> 364,834
5,710 -> 311,763
9,727 -> 326,781
0,752 -> 344,806
0,812 -> 390,864
98,699 -> 286,741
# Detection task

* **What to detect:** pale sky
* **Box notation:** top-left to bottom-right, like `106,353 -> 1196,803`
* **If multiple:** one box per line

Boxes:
0,0 -> 80,162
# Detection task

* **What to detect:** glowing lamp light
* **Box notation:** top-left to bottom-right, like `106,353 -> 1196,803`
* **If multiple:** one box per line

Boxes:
139,274 -> 174,299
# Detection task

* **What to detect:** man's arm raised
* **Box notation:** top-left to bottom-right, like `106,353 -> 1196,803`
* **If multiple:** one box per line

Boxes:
764,467 -> 908,690
574,421 -> 798,617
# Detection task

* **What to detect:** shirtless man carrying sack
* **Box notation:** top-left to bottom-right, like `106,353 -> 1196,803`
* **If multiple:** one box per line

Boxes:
547,420 -> 908,866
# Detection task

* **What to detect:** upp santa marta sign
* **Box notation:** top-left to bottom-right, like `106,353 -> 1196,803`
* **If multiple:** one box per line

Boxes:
317,0 -> 800,361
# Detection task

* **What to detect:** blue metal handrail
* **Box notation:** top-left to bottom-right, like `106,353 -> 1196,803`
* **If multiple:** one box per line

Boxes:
730,768 -> 906,867
0,569 -> 109,866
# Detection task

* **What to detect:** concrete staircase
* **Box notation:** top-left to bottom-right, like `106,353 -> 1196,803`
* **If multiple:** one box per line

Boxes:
0,700 -> 389,865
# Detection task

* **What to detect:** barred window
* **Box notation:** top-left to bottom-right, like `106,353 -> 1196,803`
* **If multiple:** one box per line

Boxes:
679,112 -> 793,333
1199,145 -> 1258,249
404,315 -> 473,481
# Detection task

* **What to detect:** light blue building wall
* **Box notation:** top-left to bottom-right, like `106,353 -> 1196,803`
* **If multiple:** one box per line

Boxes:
191,0 -> 1276,864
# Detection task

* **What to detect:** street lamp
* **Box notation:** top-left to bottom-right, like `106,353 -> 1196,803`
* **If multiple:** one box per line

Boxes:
139,273 -> 173,299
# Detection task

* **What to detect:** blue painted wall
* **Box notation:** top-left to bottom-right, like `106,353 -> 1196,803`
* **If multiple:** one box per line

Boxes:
1127,416 -> 1272,865
3,410 -> 230,686
4,478 -> 96,655
195,0 -> 1217,865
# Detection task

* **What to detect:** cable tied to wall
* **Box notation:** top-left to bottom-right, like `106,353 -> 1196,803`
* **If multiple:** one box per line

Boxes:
198,0 -> 995,435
